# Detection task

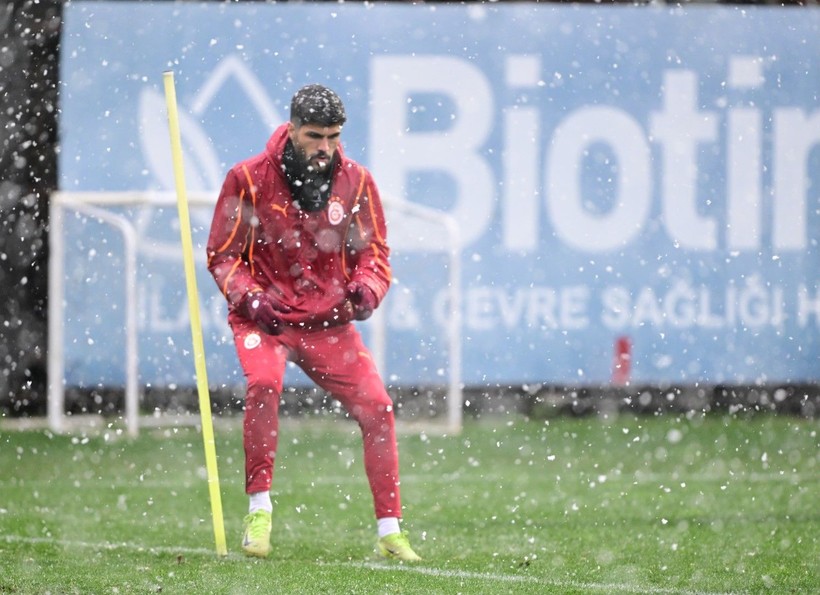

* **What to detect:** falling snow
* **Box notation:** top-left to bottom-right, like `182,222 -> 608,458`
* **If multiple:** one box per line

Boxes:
0,0 -> 59,415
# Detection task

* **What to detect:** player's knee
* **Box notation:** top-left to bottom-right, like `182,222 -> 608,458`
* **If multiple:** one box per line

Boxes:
352,395 -> 395,424
246,379 -> 281,405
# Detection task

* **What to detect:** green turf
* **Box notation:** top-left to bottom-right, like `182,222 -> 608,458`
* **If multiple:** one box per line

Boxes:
1,412 -> 818,594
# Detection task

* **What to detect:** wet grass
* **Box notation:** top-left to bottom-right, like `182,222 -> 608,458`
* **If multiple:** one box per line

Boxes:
1,412 -> 818,593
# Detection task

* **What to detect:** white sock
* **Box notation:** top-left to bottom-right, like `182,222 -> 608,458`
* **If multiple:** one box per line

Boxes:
249,491 -> 272,514
377,517 -> 400,538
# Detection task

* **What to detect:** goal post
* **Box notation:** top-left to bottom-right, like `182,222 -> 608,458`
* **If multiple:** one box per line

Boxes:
47,191 -> 463,435
376,199 -> 463,434
48,197 -> 141,436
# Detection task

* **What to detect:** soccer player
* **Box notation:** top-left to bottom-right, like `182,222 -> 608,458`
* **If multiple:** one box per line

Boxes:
206,84 -> 420,562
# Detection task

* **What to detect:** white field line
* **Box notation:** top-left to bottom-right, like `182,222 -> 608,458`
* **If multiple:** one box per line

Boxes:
2,534 -> 737,595
326,561 -> 741,595
0,470 -> 811,491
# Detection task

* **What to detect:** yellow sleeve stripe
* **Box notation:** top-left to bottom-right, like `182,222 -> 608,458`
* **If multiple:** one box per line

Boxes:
213,187 -> 246,257
241,165 -> 258,277
221,258 -> 244,298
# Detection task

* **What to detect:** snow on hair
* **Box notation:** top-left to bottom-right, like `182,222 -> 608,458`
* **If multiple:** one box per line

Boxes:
290,84 -> 347,127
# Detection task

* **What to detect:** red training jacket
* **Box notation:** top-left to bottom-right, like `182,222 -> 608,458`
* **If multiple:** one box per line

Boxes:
206,124 -> 391,328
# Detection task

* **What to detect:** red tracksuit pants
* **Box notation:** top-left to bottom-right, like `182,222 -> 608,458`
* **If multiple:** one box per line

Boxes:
230,316 -> 402,520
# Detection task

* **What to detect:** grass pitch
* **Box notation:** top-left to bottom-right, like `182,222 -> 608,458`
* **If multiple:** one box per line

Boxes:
1,411 -> 818,594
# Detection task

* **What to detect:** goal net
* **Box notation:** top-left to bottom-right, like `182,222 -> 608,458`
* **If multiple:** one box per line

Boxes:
47,191 -> 462,436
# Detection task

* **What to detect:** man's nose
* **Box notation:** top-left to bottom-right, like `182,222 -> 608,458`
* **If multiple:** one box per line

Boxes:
318,137 -> 330,152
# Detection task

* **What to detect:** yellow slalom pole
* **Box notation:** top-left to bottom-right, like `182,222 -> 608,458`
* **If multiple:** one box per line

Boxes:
162,71 -> 228,557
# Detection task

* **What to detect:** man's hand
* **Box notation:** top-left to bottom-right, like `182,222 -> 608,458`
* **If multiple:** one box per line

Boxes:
239,291 -> 290,335
346,281 -> 377,321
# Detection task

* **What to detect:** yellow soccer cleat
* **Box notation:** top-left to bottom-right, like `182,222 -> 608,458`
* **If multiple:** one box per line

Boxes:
377,530 -> 422,562
241,510 -> 272,558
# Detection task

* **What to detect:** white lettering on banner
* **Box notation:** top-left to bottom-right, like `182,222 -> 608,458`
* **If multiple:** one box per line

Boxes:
601,281 -> 786,330
773,109 -> 820,250
503,54 -> 542,252
134,278 -> 818,338
547,106 -> 651,252
369,56 -> 495,247
726,57 -> 764,250
727,106 -> 762,250
797,284 -> 820,328
649,70 -> 719,250
401,282 -> 815,334
369,55 -> 817,253
433,285 -> 590,331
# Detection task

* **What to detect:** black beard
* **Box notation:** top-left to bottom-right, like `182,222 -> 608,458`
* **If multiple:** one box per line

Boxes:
281,139 -> 334,212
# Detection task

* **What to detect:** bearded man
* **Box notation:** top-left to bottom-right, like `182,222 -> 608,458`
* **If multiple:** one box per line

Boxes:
206,84 -> 420,562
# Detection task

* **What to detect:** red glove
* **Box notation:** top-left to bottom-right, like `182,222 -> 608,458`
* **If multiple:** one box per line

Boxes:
239,291 -> 290,335
346,281 -> 377,321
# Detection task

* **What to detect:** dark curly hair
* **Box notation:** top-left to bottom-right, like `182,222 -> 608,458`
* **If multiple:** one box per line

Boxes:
290,84 -> 347,128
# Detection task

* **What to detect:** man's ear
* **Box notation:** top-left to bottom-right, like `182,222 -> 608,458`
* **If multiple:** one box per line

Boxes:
287,121 -> 296,139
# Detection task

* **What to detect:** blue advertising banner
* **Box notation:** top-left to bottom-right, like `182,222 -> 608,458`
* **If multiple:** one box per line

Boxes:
59,2 -> 820,388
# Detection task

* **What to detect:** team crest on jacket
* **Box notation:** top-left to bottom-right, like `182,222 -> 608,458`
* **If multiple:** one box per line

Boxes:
327,197 -> 345,225
243,333 -> 262,350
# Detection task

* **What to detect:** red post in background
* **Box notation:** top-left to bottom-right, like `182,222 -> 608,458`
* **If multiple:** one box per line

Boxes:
612,335 -> 632,386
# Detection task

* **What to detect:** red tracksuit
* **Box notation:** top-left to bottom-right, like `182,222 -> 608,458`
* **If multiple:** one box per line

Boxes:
206,124 -> 400,519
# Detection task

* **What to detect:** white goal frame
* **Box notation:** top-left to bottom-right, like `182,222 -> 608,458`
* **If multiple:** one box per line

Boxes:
48,191 -> 462,436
